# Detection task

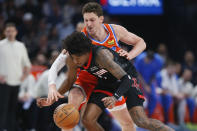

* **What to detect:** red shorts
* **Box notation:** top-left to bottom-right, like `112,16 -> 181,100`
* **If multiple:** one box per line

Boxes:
74,70 -> 126,111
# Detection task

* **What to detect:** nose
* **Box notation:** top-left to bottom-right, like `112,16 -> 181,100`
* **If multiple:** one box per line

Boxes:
86,21 -> 91,27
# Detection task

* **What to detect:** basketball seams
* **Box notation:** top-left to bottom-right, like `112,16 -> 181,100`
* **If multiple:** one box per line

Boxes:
53,104 -> 79,129
53,104 -> 67,121
57,107 -> 76,124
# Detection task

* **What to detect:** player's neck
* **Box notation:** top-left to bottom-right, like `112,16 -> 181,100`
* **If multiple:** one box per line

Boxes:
91,26 -> 108,42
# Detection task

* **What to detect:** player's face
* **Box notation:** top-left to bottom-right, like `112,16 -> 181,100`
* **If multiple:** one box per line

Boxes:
71,53 -> 89,67
4,26 -> 17,41
83,12 -> 103,36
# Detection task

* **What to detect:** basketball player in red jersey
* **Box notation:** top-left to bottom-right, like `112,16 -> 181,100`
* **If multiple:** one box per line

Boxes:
38,2 -> 146,131
63,32 -> 174,131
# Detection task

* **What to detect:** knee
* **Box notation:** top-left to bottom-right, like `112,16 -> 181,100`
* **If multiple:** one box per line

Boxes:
82,115 -> 95,127
119,119 -> 134,128
69,88 -> 84,100
68,88 -> 85,106
70,87 -> 84,97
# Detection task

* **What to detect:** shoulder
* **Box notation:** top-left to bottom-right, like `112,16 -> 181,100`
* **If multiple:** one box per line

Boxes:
111,24 -> 124,32
96,48 -> 113,59
0,39 -> 7,46
135,52 -> 146,63
154,53 -> 164,64
160,69 -> 167,77
16,40 -> 24,45
41,70 -> 50,77
15,40 -> 26,48
95,48 -> 114,67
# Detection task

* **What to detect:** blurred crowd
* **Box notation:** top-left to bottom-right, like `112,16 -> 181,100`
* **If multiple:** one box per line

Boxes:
0,0 -> 197,131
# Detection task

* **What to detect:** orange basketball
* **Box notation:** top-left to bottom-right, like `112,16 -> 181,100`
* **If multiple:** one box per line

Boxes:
53,103 -> 80,129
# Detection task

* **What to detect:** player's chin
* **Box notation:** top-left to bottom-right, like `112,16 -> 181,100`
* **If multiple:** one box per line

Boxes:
77,64 -> 83,67
77,65 -> 82,68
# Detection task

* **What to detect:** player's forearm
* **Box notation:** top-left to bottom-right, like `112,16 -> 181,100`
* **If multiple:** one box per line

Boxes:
48,53 -> 67,85
113,75 -> 133,99
128,39 -> 146,60
57,77 -> 74,95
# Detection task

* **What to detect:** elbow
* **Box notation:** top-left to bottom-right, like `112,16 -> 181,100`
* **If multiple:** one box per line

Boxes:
140,38 -> 146,51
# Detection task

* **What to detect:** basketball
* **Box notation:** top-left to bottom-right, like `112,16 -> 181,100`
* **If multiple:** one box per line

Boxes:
53,104 -> 80,129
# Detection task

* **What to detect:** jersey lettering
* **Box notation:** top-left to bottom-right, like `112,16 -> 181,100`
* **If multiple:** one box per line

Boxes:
92,69 -> 108,78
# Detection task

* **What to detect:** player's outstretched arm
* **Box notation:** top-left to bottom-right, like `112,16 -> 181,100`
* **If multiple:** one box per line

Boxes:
47,49 -> 67,104
48,49 -> 67,87
48,55 -> 78,102
37,55 -> 77,108
57,55 -> 78,95
112,24 -> 146,60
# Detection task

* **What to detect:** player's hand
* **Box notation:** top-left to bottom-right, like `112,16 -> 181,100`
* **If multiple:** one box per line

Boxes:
47,84 -> 64,103
118,49 -> 132,60
102,96 -> 117,109
36,98 -> 54,108
62,49 -> 67,54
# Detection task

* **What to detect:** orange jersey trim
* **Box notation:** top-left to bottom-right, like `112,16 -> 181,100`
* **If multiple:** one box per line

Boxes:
82,24 -> 121,52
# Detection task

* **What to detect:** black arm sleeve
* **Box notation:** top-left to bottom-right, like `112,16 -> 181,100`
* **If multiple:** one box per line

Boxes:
113,75 -> 133,100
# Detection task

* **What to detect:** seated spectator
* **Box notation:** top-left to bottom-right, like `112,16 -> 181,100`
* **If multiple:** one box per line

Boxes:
135,50 -> 164,94
17,74 -> 37,130
182,50 -> 197,85
177,68 -> 194,124
155,60 -> 179,124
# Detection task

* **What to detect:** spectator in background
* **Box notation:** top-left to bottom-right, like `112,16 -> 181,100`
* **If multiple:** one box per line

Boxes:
135,50 -> 164,93
56,17 -> 75,41
0,23 -> 31,130
36,18 -> 49,37
182,50 -> 197,85
0,14 -> 5,39
46,3 -> 62,26
21,0 -> 39,17
76,21 -> 85,32
19,12 -> 35,38
17,73 -> 36,131
4,0 -> 16,18
192,85 -> 197,105
134,50 -> 164,121
37,34 -> 49,55
155,60 -> 179,123
21,30 -> 39,59
177,68 -> 194,124
174,62 -> 182,78
31,53 -> 48,81
157,43 -> 168,62
48,26 -> 60,51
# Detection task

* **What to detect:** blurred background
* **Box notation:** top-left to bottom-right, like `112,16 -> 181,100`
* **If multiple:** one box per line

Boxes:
0,0 -> 197,131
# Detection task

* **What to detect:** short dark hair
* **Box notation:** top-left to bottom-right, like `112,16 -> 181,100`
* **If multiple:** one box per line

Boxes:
82,2 -> 103,17
62,32 -> 92,55
5,22 -> 16,28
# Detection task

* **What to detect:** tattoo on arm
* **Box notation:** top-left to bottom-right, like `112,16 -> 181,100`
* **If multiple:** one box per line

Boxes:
130,106 -> 172,131
96,49 -> 126,79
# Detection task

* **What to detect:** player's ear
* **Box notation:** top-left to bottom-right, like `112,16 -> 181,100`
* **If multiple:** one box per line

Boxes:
99,16 -> 104,23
